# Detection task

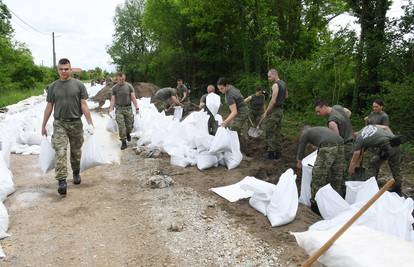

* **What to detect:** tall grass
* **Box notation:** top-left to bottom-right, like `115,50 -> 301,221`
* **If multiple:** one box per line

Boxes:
0,86 -> 46,108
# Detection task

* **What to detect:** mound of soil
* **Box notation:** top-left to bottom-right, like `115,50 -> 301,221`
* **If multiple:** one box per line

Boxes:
92,82 -> 160,107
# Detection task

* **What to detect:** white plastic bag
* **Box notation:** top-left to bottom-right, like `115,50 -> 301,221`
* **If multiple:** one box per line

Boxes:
206,93 -> 221,116
345,177 -> 379,204
266,169 -> 298,227
170,155 -> 190,168
105,117 -> 118,133
0,158 -> 14,202
39,136 -> 56,173
0,202 -> 9,238
223,130 -> 242,170
241,179 -> 277,216
80,133 -> 108,171
293,226 -> 414,267
196,152 -> 218,170
0,140 -> 11,168
173,106 -> 183,121
299,150 -> 317,206
315,184 -> 350,220
209,127 -> 232,153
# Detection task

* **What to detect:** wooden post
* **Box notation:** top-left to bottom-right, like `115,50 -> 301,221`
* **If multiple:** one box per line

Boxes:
302,179 -> 395,267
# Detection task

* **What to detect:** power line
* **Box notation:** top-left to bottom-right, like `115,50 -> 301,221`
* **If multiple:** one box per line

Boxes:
7,7 -> 50,36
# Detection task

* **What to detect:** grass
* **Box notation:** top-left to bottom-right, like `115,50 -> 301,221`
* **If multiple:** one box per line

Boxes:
0,86 -> 46,108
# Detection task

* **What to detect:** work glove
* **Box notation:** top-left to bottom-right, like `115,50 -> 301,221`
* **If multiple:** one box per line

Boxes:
86,124 -> 95,135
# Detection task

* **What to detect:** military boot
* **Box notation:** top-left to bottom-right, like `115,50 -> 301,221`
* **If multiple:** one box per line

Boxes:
58,180 -> 67,196
126,132 -> 131,142
73,170 -> 81,185
121,139 -> 127,150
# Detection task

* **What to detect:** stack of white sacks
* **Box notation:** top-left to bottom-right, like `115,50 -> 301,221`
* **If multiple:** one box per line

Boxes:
293,152 -> 414,266
0,140 -> 15,258
133,95 -> 243,170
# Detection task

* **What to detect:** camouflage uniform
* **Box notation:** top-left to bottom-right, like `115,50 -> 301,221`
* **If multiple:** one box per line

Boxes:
264,107 -> 283,154
312,144 -> 345,199
52,119 -> 84,181
116,106 -> 134,140
229,105 -> 249,137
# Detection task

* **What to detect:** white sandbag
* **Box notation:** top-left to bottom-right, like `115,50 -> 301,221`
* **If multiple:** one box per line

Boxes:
196,152 -> 218,170
224,130 -> 242,170
267,169 -> 298,227
209,127 -> 232,153
39,136 -> 56,173
206,93 -> 221,116
170,155 -> 190,168
315,184 -> 350,220
0,202 -> 9,238
194,135 -> 214,152
17,131 -> 42,145
105,117 -> 118,133
133,114 -> 144,133
210,176 -> 258,202
345,177 -> 379,204
299,150 -> 317,206
0,140 -> 11,168
241,179 -> 277,216
215,114 -> 223,126
173,106 -> 183,121
80,133 -> 108,171
293,226 -> 414,267
0,158 -> 14,202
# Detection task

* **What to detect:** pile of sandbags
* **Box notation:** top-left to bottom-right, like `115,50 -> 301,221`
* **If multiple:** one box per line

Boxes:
133,97 -> 242,170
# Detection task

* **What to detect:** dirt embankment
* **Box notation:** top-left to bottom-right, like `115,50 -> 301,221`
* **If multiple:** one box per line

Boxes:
92,82 -> 159,107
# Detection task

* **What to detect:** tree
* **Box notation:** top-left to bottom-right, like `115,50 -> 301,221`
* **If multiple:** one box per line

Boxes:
0,0 -> 12,37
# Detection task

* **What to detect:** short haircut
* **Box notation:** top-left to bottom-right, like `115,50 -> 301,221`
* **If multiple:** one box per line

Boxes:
314,100 -> 329,108
207,84 -> 215,91
373,99 -> 384,106
116,72 -> 124,77
217,77 -> 228,86
255,86 -> 262,92
58,58 -> 70,65
268,68 -> 278,76
177,78 -> 183,82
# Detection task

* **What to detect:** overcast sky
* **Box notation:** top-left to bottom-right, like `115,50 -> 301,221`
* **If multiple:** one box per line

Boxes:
4,0 -> 408,72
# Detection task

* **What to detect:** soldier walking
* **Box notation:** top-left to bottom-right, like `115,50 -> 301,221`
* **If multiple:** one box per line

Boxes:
109,72 -> 139,150
41,58 -> 94,196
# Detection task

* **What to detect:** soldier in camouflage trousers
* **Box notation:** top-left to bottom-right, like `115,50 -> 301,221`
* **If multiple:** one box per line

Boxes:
109,72 -> 140,150
311,144 -> 345,200
263,107 -> 283,158
41,58 -> 94,196
52,119 -> 84,181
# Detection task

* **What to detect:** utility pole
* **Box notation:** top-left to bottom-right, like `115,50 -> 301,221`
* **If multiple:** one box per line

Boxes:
52,32 -> 56,69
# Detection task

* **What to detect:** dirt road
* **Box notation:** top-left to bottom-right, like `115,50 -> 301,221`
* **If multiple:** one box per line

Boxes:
0,138 -> 322,267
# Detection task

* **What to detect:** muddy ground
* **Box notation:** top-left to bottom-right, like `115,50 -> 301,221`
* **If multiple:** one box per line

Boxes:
0,133 -> 325,267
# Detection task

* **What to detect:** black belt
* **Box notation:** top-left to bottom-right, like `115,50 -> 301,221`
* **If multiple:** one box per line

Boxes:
58,118 -> 80,122
116,104 -> 131,107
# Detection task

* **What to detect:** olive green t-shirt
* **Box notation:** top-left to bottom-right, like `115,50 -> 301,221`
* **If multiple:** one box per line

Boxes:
154,87 -> 177,101
297,127 -> 344,160
200,93 -> 207,105
46,78 -> 88,119
225,85 -> 245,110
353,125 -> 394,151
333,105 -> 348,118
177,84 -> 189,102
111,82 -> 134,106
367,111 -> 390,126
328,108 -> 353,142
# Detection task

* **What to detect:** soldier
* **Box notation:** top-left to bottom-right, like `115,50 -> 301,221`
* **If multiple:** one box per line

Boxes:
244,87 -> 265,126
348,125 -> 402,194
152,87 -> 183,113
365,99 -> 389,126
315,100 -> 354,167
109,72 -> 139,150
217,77 -> 248,138
296,126 -> 345,214
41,58 -> 94,196
176,78 -> 190,113
199,85 -> 220,135
262,69 -> 288,160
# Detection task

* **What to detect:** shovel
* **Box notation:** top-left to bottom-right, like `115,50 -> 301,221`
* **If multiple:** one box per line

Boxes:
247,117 -> 264,138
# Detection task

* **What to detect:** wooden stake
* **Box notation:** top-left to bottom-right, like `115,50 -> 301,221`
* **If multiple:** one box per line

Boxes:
302,179 -> 395,267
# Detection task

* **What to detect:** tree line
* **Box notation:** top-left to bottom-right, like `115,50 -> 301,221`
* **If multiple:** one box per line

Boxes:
108,0 -> 414,139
